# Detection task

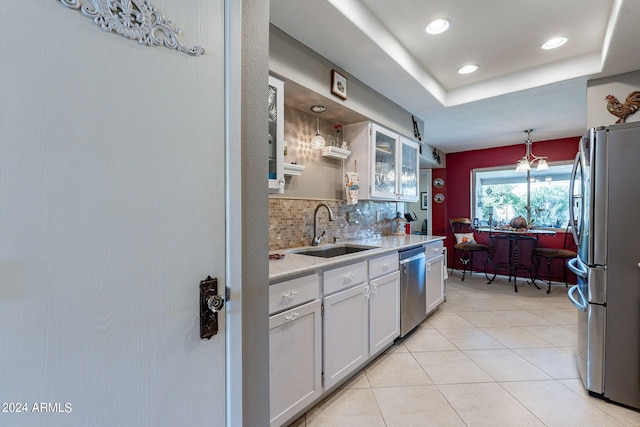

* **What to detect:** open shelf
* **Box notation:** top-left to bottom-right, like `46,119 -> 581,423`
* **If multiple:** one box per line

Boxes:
321,146 -> 351,160
283,163 -> 305,176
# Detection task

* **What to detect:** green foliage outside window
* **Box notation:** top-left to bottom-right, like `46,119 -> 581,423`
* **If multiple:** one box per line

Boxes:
473,163 -> 572,229
529,183 -> 570,228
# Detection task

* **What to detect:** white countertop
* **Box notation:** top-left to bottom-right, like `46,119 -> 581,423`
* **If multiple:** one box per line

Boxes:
269,234 -> 446,282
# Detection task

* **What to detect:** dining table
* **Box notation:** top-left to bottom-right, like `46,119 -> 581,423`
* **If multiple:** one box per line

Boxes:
475,227 -> 556,292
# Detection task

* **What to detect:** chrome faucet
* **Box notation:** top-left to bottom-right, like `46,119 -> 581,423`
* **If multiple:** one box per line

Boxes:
311,203 -> 335,246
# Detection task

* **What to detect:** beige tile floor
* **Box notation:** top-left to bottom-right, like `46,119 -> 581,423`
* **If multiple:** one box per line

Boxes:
289,272 -> 640,427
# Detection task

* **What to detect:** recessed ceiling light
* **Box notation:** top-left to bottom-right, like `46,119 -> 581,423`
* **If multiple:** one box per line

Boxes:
458,64 -> 478,75
541,37 -> 568,50
426,19 -> 450,35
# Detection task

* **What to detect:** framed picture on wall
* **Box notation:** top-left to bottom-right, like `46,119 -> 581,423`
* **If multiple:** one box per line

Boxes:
331,70 -> 348,100
420,192 -> 428,210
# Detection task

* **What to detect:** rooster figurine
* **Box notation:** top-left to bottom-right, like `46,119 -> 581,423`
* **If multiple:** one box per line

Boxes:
605,90 -> 640,123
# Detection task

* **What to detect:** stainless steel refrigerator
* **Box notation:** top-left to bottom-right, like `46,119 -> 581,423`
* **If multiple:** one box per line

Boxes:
568,121 -> 640,409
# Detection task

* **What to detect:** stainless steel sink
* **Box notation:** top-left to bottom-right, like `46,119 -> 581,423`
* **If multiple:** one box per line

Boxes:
292,244 -> 379,258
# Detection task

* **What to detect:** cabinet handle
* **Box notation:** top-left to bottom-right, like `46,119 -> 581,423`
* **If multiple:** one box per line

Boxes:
364,284 -> 370,299
383,261 -> 391,270
284,312 -> 300,321
371,283 -> 378,296
426,262 -> 432,272
281,290 -> 298,304
344,273 -> 355,282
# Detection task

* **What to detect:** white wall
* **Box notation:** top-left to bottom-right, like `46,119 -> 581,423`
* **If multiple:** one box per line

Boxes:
274,106 -> 345,200
239,0 -> 272,424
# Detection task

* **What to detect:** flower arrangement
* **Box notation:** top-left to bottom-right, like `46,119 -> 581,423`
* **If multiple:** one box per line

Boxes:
334,124 -> 343,144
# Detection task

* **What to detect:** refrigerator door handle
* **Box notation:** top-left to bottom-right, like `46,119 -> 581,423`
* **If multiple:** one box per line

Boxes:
569,152 -> 582,246
568,285 -> 588,311
568,257 -> 588,278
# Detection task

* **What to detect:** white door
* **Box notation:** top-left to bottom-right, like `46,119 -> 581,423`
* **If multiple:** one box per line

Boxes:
0,2 -> 228,426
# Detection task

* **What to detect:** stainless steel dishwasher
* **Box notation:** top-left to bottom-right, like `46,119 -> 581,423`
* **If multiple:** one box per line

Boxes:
399,246 -> 427,337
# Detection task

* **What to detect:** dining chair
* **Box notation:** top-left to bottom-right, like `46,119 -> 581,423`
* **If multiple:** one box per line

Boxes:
449,217 -> 489,281
532,223 -> 577,293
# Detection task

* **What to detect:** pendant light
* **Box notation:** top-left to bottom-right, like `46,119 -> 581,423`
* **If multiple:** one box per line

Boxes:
310,105 -> 326,149
515,129 -> 549,172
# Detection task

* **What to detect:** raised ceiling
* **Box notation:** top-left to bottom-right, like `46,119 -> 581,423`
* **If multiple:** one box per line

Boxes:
270,0 -> 640,152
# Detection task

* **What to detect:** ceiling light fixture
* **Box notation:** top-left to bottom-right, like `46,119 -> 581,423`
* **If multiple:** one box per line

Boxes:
458,64 -> 478,75
515,129 -> 549,172
541,37 -> 568,50
426,19 -> 450,35
310,105 -> 327,149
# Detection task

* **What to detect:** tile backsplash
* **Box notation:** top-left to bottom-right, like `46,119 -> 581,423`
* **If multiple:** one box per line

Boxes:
269,198 -> 403,251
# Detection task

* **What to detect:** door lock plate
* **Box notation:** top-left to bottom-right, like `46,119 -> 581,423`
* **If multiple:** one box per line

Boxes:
200,276 -> 223,339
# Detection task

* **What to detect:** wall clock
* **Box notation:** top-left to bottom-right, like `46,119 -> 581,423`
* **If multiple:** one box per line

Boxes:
433,177 -> 444,188
434,193 -> 445,203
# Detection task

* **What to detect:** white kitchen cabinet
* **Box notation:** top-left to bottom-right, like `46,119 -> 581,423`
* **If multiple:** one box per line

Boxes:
425,241 -> 445,315
369,271 -> 400,355
269,299 -> 322,427
323,255 -> 400,390
269,273 -> 320,427
398,136 -> 420,201
344,121 -> 420,202
268,75 -> 284,194
323,283 -> 369,390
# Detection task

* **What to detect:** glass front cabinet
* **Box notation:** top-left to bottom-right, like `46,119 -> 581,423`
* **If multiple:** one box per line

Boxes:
371,124 -> 398,199
268,76 -> 284,194
399,135 -> 419,201
344,121 -> 420,202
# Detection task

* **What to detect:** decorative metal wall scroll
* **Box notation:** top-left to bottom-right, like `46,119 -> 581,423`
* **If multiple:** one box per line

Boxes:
432,148 -> 441,164
58,0 -> 205,56
412,115 -> 422,141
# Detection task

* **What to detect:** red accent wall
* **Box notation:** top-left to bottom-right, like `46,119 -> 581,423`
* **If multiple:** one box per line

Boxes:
435,136 -> 580,282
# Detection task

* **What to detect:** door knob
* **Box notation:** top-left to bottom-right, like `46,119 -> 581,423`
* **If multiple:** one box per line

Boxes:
207,294 -> 225,313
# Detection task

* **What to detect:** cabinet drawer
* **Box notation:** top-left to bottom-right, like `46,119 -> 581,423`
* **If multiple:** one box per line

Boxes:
323,261 -> 367,296
269,274 -> 319,315
369,252 -> 399,279
424,240 -> 444,260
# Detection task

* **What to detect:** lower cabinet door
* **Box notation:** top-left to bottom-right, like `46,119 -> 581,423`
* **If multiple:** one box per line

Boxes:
370,271 -> 400,355
426,254 -> 445,314
269,299 -> 322,427
323,283 -> 368,390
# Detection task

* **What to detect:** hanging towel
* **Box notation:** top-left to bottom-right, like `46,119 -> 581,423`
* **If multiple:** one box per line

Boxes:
344,172 -> 359,205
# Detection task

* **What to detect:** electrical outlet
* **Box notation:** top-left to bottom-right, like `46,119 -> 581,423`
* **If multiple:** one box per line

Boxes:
376,211 -> 382,221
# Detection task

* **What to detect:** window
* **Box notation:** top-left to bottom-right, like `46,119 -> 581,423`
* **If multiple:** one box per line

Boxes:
472,162 -> 572,229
